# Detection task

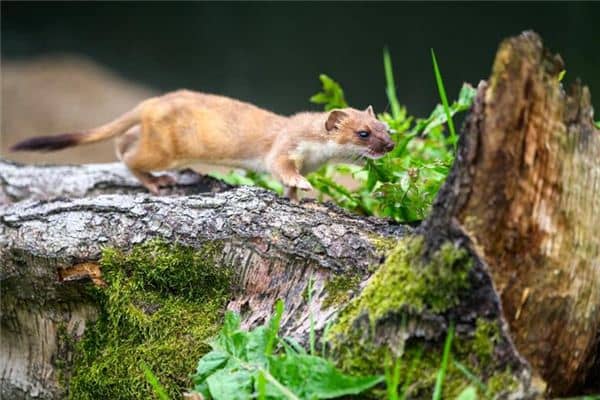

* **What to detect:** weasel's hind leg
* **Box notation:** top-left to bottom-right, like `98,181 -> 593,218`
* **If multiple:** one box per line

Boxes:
116,126 -> 176,194
128,169 -> 176,195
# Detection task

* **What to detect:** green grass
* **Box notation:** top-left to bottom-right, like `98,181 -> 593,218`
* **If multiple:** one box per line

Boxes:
431,49 -> 458,151
433,322 -> 455,400
384,47 -> 402,120
141,362 -> 170,400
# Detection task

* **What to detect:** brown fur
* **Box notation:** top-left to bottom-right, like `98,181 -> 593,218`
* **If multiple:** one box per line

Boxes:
11,90 -> 395,196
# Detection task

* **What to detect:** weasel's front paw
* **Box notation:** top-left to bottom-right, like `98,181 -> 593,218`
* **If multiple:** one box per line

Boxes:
287,176 -> 313,191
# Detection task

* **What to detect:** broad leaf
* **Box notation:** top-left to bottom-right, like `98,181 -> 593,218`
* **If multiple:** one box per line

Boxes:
206,366 -> 254,400
269,354 -> 383,399
456,84 -> 476,110
193,350 -> 230,383
456,385 -> 478,400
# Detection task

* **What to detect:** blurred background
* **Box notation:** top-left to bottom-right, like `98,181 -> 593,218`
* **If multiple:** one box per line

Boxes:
1,2 -> 599,165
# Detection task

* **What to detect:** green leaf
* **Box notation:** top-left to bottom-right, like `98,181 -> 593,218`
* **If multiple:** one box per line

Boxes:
192,382 -> 210,399
208,171 -> 255,186
558,69 -> 566,82
206,367 -> 254,400
193,350 -> 230,382
456,83 -> 476,110
192,302 -> 383,400
456,385 -> 478,400
309,93 -> 330,103
221,311 -> 241,336
245,326 -> 275,367
212,312 -> 248,359
269,354 -> 383,399
310,74 -> 348,111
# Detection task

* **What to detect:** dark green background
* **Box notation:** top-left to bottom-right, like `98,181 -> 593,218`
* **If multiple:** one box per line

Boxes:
2,2 -> 598,116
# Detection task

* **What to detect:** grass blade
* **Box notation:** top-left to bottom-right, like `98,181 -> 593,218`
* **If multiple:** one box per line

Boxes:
431,49 -> 457,151
432,322 -> 455,400
257,370 -> 267,400
385,356 -> 402,400
265,299 -> 284,356
307,274 -> 316,356
453,359 -> 487,393
399,346 -> 423,400
384,47 -> 402,120
141,362 -> 170,400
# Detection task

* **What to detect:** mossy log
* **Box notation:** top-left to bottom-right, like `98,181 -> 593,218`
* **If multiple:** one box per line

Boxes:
0,171 -> 411,399
1,31 -> 598,399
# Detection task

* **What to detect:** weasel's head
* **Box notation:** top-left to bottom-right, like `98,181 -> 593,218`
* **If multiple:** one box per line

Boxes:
325,106 -> 395,159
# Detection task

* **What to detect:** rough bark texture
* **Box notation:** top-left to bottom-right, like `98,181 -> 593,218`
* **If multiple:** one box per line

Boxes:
0,174 -> 409,399
423,31 -> 600,395
0,160 -> 230,205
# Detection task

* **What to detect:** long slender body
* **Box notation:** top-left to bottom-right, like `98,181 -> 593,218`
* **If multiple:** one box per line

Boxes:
11,90 -> 395,197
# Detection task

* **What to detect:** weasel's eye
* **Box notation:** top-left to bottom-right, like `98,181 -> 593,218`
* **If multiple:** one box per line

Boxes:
357,130 -> 370,139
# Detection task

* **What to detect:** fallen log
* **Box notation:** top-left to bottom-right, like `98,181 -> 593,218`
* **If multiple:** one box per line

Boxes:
0,160 -> 230,205
0,31 -> 598,399
0,183 -> 408,399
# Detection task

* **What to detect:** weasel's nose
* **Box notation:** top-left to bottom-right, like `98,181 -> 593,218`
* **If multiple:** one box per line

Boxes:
385,141 -> 395,151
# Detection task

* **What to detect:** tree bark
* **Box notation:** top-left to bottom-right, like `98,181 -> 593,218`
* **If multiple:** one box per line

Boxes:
423,32 -> 600,395
0,160 -> 230,205
1,31 -> 598,399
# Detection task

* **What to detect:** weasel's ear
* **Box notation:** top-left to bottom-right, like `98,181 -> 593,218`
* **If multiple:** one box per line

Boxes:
365,105 -> 375,117
325,110 -> 348,131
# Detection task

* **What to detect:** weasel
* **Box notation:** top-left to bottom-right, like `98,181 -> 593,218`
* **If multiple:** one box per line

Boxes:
10,90 -> 395,198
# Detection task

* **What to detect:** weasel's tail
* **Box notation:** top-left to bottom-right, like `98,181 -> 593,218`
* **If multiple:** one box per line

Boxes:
10,104 -> 143,152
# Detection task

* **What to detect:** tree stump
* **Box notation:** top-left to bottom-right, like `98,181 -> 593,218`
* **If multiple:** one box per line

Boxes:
424,31 -> 600,396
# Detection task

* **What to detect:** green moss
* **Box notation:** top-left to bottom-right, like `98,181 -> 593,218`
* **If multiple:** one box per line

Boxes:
322,273 -> 361,309
454,320 -> 520,398
472,319 -> 500,365
332,322 -> 520,399
67,240 -> 232,400
325,236 -> 523,398
367,234 -> 397,254
333,334 -> 480,399
330,236 -> 472,339
486,369 -> 520,396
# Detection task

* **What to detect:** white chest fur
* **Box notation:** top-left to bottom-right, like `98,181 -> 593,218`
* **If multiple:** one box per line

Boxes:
291,140 -> 359,173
